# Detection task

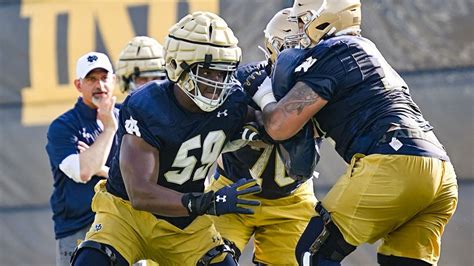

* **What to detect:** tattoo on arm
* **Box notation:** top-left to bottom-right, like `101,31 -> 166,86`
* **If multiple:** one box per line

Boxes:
281,82 -> 320,115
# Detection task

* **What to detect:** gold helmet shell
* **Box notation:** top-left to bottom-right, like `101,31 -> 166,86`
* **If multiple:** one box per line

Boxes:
290,0 -> 361,48
163,11 -> 242,112
263,8 -> 300,64
116,36 -> 166,93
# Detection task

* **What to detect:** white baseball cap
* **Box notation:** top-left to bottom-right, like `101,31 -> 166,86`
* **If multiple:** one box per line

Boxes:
76,52 -> 113,79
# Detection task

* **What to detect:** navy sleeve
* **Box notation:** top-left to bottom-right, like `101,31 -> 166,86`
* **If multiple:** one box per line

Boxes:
120,98 -> 162,150
295,61 -> 341,100
295,45 -> 358,101
46,120 -> 78,167
226,89 -> 250,143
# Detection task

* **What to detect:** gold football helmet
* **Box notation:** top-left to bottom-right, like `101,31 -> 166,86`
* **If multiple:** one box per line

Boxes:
289,0 -> 361,48
163,11 -> 242,112
116,36 -> 166,93
263,8 -> 300,64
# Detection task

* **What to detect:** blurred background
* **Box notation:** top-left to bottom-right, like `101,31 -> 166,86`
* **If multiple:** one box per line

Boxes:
0,0 -> 472,265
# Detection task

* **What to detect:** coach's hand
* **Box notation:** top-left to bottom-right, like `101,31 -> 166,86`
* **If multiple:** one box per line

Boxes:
181,179 -> 261,216
94,95 -> 118,131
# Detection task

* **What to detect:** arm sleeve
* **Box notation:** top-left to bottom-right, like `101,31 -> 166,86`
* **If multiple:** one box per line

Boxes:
223,89 -> 250,150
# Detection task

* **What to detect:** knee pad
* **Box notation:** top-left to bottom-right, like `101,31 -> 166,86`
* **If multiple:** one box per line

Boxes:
70,240 -> 127,266
221,238 -> 241,261
197,241 -> 238,266
296,204 -> 356,265
377,254 -> 431,266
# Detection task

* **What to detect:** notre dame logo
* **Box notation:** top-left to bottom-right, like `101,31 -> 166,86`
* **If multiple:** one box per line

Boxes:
125,116 -> 141,137
87,55 -> 98,62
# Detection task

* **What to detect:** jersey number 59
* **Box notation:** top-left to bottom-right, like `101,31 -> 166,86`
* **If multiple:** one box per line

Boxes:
164,130 -> 226,185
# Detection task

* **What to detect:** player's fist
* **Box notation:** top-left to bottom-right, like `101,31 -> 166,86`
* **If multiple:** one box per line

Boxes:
243,70 -> 276,110
181,179 -> 261,216
240,122 -> 261,142
243,70 -> 268,98
239,122 -> 275,145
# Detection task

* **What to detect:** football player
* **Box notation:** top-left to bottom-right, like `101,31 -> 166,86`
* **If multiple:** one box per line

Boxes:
71,12 -> 261,266
245,1 -> 458,265
115,36 -> 167,94
209,8 -> 320,265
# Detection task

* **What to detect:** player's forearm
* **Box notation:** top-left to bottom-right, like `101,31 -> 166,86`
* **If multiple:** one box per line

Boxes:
79,128 -> 116,181
264,81 -> 327,140
120,134 -> 191,216
126,180 -> 189,217
262,102 -> 296,140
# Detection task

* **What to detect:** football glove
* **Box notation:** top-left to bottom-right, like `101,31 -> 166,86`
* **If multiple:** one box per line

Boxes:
239,122 -> 275,145
240,122 -> 261,142
243,70 -> 266,97
243,70 -> 276,110
181,179 -> 261,216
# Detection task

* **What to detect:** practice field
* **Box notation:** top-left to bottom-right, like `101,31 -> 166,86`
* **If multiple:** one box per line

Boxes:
1,1 -> 473,265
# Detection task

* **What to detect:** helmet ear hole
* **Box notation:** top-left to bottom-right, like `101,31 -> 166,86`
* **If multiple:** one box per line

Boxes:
316,22 -> 330,30
170,59 -> 178,70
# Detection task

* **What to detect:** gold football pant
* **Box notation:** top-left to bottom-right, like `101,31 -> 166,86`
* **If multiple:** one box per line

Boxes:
84,180 -> 227,265
209,176 -> 317,265
323,154 -> 458,265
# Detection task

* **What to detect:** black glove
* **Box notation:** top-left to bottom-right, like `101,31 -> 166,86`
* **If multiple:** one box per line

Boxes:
181,179 -> 261,216
242,70 -> 268,98
264,59 -> 273,76
239,122 -> 275,145
240,122 -> 262,142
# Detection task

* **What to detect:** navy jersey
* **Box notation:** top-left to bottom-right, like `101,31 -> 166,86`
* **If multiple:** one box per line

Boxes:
220,140 -> 321,199
273,36 -> 447,162
220,62 -> 320,199
106,80 -> 248,225
46,97 -> 119,239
